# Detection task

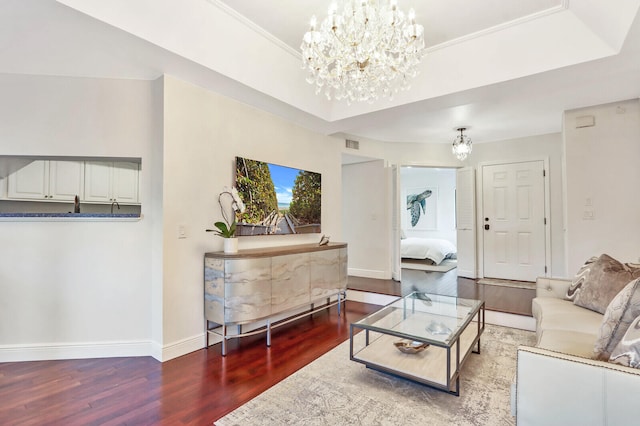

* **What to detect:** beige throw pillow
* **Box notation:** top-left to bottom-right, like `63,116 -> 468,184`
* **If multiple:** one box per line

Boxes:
609,315 -> 640,368
571,254 -> 640,314
594,278 -> 640,361
566,256 -> 598,301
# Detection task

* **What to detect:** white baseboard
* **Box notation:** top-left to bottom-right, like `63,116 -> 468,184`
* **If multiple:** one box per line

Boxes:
348,268 -> 391,280
0,340 -> 153,363
457,268 -> 477,279
0,336 -> 220,363
347,290 -> 536,331
347,289 -> 399,306
0,335 -> 210,363
160,334 -> 205,362
0,311 -> 534,364
485,310 -> 536,331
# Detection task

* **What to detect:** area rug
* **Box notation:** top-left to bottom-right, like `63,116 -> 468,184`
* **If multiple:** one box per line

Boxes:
477,278 -> 536,290
215,325 -> 536,426
401,258 -> 457,272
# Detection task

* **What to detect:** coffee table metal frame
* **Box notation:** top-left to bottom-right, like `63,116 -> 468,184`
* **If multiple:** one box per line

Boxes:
349,292 -> 485,396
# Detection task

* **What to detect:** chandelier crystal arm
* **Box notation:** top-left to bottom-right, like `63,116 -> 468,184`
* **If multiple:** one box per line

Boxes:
301,0 -> 425,103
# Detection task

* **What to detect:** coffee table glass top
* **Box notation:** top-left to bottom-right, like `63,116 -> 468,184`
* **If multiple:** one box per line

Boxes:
352,292 -> 483,346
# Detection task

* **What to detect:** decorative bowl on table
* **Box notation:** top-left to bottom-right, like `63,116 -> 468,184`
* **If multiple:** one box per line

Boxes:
394,340 -> 430,354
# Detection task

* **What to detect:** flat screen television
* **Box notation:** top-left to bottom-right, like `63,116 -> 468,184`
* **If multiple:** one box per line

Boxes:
235,156 -> 321,236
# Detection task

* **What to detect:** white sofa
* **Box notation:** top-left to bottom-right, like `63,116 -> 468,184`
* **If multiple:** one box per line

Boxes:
515,277 -> 640,426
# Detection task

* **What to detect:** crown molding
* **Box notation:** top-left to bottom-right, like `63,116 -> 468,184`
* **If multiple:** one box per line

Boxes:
426,1 -> 570,53
206,1 -> 570,61
205,0 -> 301,59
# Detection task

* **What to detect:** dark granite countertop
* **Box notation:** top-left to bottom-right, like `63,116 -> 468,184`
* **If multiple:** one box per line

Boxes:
0,212 -> 142,221
0,213 -> 140,217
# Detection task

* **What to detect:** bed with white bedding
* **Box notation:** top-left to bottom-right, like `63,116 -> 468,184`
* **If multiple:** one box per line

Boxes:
400,237 -> 457,265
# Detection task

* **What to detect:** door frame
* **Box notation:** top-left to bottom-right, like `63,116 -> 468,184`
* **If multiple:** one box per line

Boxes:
394,162 -> 464,282
391,164 -> 401,281
477,157 -> 551,280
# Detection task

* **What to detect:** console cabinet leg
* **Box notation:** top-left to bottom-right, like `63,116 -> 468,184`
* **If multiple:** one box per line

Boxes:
266,319 -> 271,347
221,324 -> 227,357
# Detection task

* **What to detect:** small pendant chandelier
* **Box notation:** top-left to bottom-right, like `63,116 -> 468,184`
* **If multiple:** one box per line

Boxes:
452,127 -> 472,161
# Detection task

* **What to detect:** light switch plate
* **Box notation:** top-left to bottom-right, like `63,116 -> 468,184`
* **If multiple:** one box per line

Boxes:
582,211 -> 595,220
178,225 -> 187,239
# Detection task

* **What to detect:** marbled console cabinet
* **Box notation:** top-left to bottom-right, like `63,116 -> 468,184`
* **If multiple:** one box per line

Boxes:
204,243 -> 347,355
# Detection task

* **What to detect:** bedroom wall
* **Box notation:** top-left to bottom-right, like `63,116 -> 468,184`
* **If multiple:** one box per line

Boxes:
400,167 -> 457,245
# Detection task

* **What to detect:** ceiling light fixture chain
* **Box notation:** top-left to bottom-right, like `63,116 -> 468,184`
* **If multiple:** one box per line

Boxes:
452,127 -> 472,161
301,0 -> 425,104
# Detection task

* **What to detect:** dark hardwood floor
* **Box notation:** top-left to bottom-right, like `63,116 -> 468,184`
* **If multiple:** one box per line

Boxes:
1,272 -> 534,425
0,301 -> 379,425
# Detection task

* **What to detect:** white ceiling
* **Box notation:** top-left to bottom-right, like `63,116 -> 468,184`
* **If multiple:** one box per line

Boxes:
219,0 -> 562,51
2,0 -> 640,146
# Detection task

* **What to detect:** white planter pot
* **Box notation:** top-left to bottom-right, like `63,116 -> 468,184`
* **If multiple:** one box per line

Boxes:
223,237 -> 238,254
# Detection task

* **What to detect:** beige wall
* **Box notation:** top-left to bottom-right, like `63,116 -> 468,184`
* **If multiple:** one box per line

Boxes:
342,160 -> 391,278
161,75 -> 344,357
472,133 -> 565,277
564,99 -> 640,274
3,71 -> 634,362
0,74 -> 161,361
347,132 -> 565,278
0,73 -> 345,362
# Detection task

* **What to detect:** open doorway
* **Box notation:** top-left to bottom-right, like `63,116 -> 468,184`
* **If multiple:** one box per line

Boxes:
399,166 -> 458,275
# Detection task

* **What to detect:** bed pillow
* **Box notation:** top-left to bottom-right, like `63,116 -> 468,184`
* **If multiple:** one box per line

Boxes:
609,314 -> 640,368
593,278 -> 640,361
571,254 -> 640,314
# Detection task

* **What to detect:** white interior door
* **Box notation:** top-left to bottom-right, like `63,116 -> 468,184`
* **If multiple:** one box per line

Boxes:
456,167 -> 476,279
391,164 -> 401,281
482,161 -> 546,281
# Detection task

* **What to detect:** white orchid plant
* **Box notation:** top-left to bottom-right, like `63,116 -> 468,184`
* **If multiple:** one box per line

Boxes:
206,187 -> 246,238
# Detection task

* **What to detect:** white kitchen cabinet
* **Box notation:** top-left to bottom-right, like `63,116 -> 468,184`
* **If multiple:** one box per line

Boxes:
49,161 -> 86,200
84,161 -> 139,204
7,160 -> 84,201
0,176 -> 7,199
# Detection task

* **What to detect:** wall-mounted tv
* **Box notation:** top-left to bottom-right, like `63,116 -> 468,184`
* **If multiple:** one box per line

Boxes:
235,156 -> 321,236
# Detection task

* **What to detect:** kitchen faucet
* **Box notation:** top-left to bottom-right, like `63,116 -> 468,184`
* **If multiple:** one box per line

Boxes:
110,200 -> 120,214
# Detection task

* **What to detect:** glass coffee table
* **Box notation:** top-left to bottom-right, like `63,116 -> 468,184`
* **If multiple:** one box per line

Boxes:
350,292 -> 484,396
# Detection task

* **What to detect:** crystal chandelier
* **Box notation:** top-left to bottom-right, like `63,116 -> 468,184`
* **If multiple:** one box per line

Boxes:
301,0 -> 425,104
452,127 -> 472,161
